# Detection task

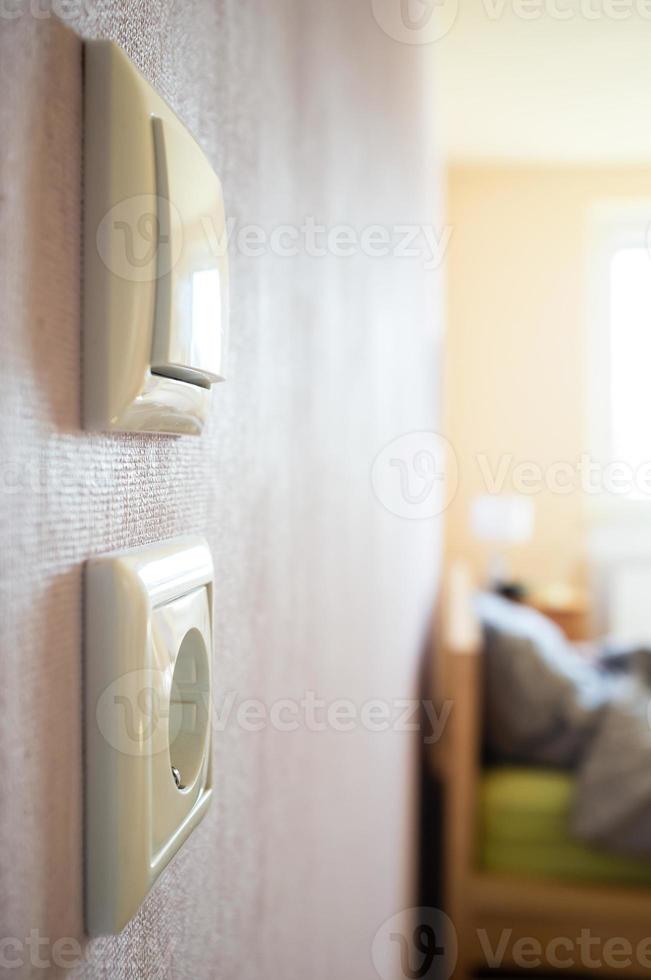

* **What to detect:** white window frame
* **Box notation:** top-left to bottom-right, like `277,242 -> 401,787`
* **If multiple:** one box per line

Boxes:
586,200 -> 651,520
586,203 -> 651,635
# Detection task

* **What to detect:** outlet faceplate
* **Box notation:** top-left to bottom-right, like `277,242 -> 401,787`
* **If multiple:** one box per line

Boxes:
85,537 -> 214,935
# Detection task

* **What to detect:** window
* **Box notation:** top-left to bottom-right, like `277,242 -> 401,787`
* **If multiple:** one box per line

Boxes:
609,246 -> 651,481
587,209 -> 651,632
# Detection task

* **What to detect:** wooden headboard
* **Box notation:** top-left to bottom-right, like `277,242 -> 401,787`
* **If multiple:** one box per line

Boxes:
431,560 -> 482,774
431,561 -> 483,943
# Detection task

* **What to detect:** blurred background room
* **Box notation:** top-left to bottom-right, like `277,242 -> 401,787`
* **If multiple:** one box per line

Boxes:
428,5 -> 651,979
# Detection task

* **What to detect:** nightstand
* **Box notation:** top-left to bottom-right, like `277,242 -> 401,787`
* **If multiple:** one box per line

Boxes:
528,584 -> 591,641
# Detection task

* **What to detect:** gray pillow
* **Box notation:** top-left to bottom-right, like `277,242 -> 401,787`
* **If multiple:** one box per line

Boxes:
475,593 -> 612,768
571,674 -> 651,855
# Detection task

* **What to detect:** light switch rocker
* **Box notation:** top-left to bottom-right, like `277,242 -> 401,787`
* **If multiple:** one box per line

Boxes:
83,40 -> 229,434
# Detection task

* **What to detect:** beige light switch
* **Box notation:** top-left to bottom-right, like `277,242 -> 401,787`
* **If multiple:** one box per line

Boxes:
83,40 -> 229,435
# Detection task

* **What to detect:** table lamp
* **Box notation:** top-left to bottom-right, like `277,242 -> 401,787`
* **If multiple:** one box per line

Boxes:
470,494 -> 534,593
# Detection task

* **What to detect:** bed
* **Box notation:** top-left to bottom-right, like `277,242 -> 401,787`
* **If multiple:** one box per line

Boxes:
431,562 -> 651,980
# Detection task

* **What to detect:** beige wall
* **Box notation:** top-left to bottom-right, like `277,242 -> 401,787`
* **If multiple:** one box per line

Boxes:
444,165 -> 651,589
0,6 -> 441,978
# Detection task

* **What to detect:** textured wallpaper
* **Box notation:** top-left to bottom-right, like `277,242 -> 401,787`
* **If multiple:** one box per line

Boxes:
0,2 -> 441,977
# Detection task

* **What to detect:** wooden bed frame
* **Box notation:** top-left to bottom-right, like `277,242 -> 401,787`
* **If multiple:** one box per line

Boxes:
432,562 -> 651,980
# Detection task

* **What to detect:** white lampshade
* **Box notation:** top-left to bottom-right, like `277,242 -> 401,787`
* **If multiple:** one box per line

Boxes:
470,494 -> 534,545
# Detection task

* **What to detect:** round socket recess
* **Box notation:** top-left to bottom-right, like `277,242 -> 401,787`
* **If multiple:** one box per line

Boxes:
168,627 -> 211,791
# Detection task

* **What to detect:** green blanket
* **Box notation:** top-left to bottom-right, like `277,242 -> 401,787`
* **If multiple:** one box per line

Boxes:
479,768 -> 651,886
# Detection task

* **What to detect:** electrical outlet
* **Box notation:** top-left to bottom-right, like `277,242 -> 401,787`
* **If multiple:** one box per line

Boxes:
85,536 -> 214,935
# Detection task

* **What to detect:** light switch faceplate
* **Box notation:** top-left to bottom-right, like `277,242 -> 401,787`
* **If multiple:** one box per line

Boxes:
83,41 -> 229,434
85,537 -> 214,935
